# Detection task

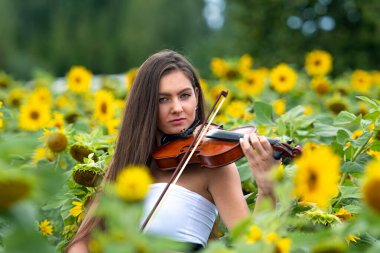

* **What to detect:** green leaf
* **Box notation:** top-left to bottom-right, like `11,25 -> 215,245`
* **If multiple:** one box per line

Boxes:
342,204 -> 361,214
341,161 -> 364,173
364,111 -> 380,121
282,105 -> 305,121
339,186 -> 361,199
314,123 -> 343,137
336,129 -> 350,145
356,96 -> 380,110
334,111 -> 357,126
253,101 -> 274,125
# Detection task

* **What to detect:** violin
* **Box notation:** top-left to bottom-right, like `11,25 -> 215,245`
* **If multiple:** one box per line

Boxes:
152,125 -> 303,170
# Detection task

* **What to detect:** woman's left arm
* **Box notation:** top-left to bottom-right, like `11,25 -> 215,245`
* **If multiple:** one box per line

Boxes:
240,132 -> 280,207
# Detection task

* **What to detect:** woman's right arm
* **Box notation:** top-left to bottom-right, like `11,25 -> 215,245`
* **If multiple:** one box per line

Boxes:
66,241 -> 89,253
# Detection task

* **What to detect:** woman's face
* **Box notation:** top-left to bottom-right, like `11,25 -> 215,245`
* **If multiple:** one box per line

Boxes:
157,70 -> 198,135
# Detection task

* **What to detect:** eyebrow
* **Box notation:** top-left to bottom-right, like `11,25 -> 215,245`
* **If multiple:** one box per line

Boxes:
158,87 -> 193,96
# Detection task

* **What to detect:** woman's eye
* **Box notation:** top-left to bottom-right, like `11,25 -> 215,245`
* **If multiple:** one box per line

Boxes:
180,93 -> 191,99
159,97 -> 169,103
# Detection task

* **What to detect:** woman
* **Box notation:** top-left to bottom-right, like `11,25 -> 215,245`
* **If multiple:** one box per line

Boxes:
66,50 -> 278,252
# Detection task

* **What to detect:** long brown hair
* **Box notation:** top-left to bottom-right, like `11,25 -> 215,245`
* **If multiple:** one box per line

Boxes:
66,50 -> 206,250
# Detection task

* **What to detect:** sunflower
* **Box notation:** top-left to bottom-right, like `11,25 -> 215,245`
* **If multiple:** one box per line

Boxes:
351,70 -> 372,94
116,165 -> 153,201
304,105 -> 313,115
270,63 -> 297,93
19,102 -> 51,131
326,93 -> 349,115
29,86 -> 53,107
93,89 -> 116,124
335,207 -> 352,221
39,219 -> 53,236
69,201 -> 85,222
0,170 -> 32,209
55,94 -> 76,109
0,71 -> 13,88
238,54 -> 253,74
362,160 -> 380,213
275,237 -> 292,253
210,57 -> 229,79
7,88 -> 27,107
225,100 -> 252,121
45,131 -> 68,152
236,70 -> 265,96
32,147 -> 55,164
311,76 -> 331,95
48,111 -> 65,129
209,83 -> 231,107
294,144 -> 341,209
245,225 -> 262,244
305,50 -> 333,76
67,66 -> 93,93
273,99 -> 286,115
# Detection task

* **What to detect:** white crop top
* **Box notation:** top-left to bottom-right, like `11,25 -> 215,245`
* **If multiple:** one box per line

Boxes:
141,183 -> 218,247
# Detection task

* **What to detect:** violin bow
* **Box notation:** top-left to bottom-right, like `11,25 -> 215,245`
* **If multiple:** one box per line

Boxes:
141,90 -> 229,232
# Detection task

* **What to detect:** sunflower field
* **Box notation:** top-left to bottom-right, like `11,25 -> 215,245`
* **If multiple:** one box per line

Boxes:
1,50 -> 380,253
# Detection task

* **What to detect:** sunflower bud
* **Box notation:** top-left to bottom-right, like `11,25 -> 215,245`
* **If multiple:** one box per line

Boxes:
47,132 -> 68,152
72,165 -> 103,187
70,144 -> 97,163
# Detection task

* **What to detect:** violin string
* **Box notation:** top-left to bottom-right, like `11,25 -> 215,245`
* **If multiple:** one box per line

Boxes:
142,96 -> 227,233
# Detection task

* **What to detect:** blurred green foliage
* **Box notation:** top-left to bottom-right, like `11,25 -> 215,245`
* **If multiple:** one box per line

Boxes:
0,0 -> 379,80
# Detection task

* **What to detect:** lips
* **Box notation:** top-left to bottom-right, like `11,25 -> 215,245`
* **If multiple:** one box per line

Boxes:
169,118 -> 186,123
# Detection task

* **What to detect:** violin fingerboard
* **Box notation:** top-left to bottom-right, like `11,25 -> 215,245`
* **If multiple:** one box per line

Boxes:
206,129 -> 244,141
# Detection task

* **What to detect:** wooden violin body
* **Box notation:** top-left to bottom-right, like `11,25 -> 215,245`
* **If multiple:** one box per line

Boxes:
152,126 -> 302,170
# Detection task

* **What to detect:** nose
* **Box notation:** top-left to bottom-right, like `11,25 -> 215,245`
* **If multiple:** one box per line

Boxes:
171,98 -> 183,114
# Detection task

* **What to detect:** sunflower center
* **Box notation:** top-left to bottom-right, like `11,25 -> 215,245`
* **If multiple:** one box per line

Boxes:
247,79 -> 255,86
30,110 -> 40,120
314,60 -> 321,66
75,77 -> 82,83
101,102 -> 107,114
307,169 -> 318,191
279,76 -> 286,82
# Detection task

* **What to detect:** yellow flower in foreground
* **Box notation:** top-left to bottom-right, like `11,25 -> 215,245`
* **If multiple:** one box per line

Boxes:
116,165 -> 153,201
346,234 -> 360,244
351,70 -> 372,94
294,144 -> 341,209
67,66 -> 92,93
93,89 -> 115,124
39,219 -> 53,236
367,150 -> 380,160
56,95 -> 75,109
270,63 -> 297,93
0,101 -> 3,128
245,225 -> 262,244
362,160 -> 380,213
273,99 -> 286,115
275,237 -> 292,253
19,102 -> 51,131
335,207 -> 352,221
305,50 -> 333,76
69,201 -> 85,222
311,76 -> 331,95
